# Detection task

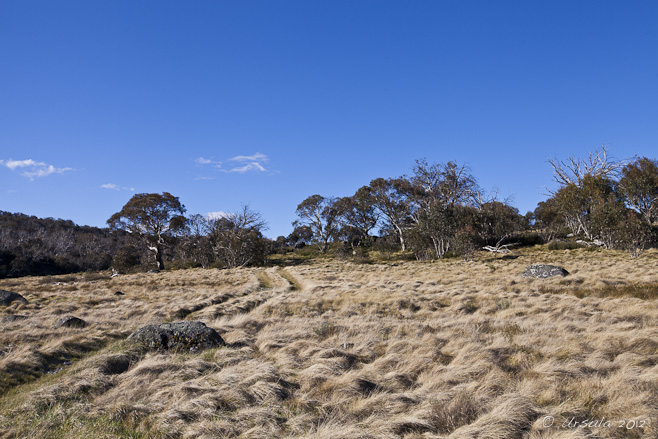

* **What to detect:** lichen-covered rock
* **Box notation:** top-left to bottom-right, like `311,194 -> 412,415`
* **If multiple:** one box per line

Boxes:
55,316 -> 88,328
521,264 -> 569,279
128,321 -> 224,352
0,290 -> 28,306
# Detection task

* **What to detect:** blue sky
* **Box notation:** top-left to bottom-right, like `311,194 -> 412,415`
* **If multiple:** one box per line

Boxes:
1,1 -> 657,238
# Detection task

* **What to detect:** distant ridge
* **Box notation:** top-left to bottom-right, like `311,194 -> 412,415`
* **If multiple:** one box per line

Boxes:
0,211 -> 125,278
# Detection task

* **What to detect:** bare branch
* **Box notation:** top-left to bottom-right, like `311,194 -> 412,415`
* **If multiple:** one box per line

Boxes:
473,187 -> 499,208
482,243 -> 519,254
548,145 -> 625,189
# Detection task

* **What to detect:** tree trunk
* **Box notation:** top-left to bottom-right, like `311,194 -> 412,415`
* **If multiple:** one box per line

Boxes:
154,245 -> 165,270
394,224 -> 406,252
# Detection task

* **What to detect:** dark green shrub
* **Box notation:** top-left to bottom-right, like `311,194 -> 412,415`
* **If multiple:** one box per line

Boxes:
547,240 -> 586,251
112,245 -> 143,274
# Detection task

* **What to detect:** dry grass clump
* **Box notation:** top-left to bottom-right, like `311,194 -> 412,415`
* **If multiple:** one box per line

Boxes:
0,268 -> 259,394
1,249 -> 657,438
541,281 -> 658,300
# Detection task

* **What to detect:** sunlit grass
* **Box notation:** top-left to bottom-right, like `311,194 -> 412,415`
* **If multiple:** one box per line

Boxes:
1,248 -> 657,438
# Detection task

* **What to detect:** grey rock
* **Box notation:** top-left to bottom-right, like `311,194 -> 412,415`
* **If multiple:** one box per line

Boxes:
521,264 -> 569,279
128,321 -> 225,352
0,290 -> 28,306
55,316 -> 88,328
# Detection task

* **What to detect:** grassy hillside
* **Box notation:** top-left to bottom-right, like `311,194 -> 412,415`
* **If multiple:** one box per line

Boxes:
1,248 -> 657,438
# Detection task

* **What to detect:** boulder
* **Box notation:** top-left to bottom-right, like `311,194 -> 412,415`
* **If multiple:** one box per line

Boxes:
521,264 -> 569,279
114,291 -> 125,296
128,321 -> 224,352
55,316 -> 88,328
0,290 -> 28,306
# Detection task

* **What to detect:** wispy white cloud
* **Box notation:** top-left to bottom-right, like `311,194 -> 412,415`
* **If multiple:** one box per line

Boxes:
5,159 -> 40,170
206,211 -> 228,220
228,162 -> 267,173
101,183 -> 135,191
196,152 -> 271,175
1,158 -> 73,180
24,165 -> 71,179
227,152 -> 269,173
228,152 -> 268,163
195,157 -> 222,167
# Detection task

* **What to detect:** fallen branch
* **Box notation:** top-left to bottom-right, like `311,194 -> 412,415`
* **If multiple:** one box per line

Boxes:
576,239 -> 605,247
482,243 -> 519,254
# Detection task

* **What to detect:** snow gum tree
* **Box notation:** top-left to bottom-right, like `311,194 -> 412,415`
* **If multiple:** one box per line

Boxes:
108,192 -> 186,270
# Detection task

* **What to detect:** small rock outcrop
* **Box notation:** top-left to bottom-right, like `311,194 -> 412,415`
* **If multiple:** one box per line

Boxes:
128,321 -> 225,352
55,316 -> 88,328
0,290 -> 28,306
521,264 -> 569,279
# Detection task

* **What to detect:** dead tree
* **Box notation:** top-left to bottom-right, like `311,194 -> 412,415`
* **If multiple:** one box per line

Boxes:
548,146 -> 625,190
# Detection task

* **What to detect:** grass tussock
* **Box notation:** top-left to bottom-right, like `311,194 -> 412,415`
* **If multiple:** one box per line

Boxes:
256,270 -> 274,289
1,249 -> 657,438
541,282 -> 658,300
277,268 -> 302,291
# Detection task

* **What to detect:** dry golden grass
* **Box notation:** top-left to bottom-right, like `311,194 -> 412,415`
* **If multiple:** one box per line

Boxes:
1,247 -> 657,438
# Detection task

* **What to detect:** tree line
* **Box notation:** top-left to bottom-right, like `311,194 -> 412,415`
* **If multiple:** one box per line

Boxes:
1,147 -> 656,278
293,148 -> 657,260
0,212 -> 125,277
107,195 -> 270,273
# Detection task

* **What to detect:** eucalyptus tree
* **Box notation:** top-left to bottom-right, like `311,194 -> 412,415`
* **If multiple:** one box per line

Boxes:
108,192 -> 186,270
209,206 -> 268,268
548,145 -> 624,189
543,148 -> 630,246
533,198 -> 564,242
619,157 -> 658,225
477,201 -> 527,248
334,186 -> 380,248
368,177 -> 414,251
410,159 -> 478,210
407,159 -> 479,258
293,195 -> 339,253
176,214 -> 215,268
287,225 -> 313,247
